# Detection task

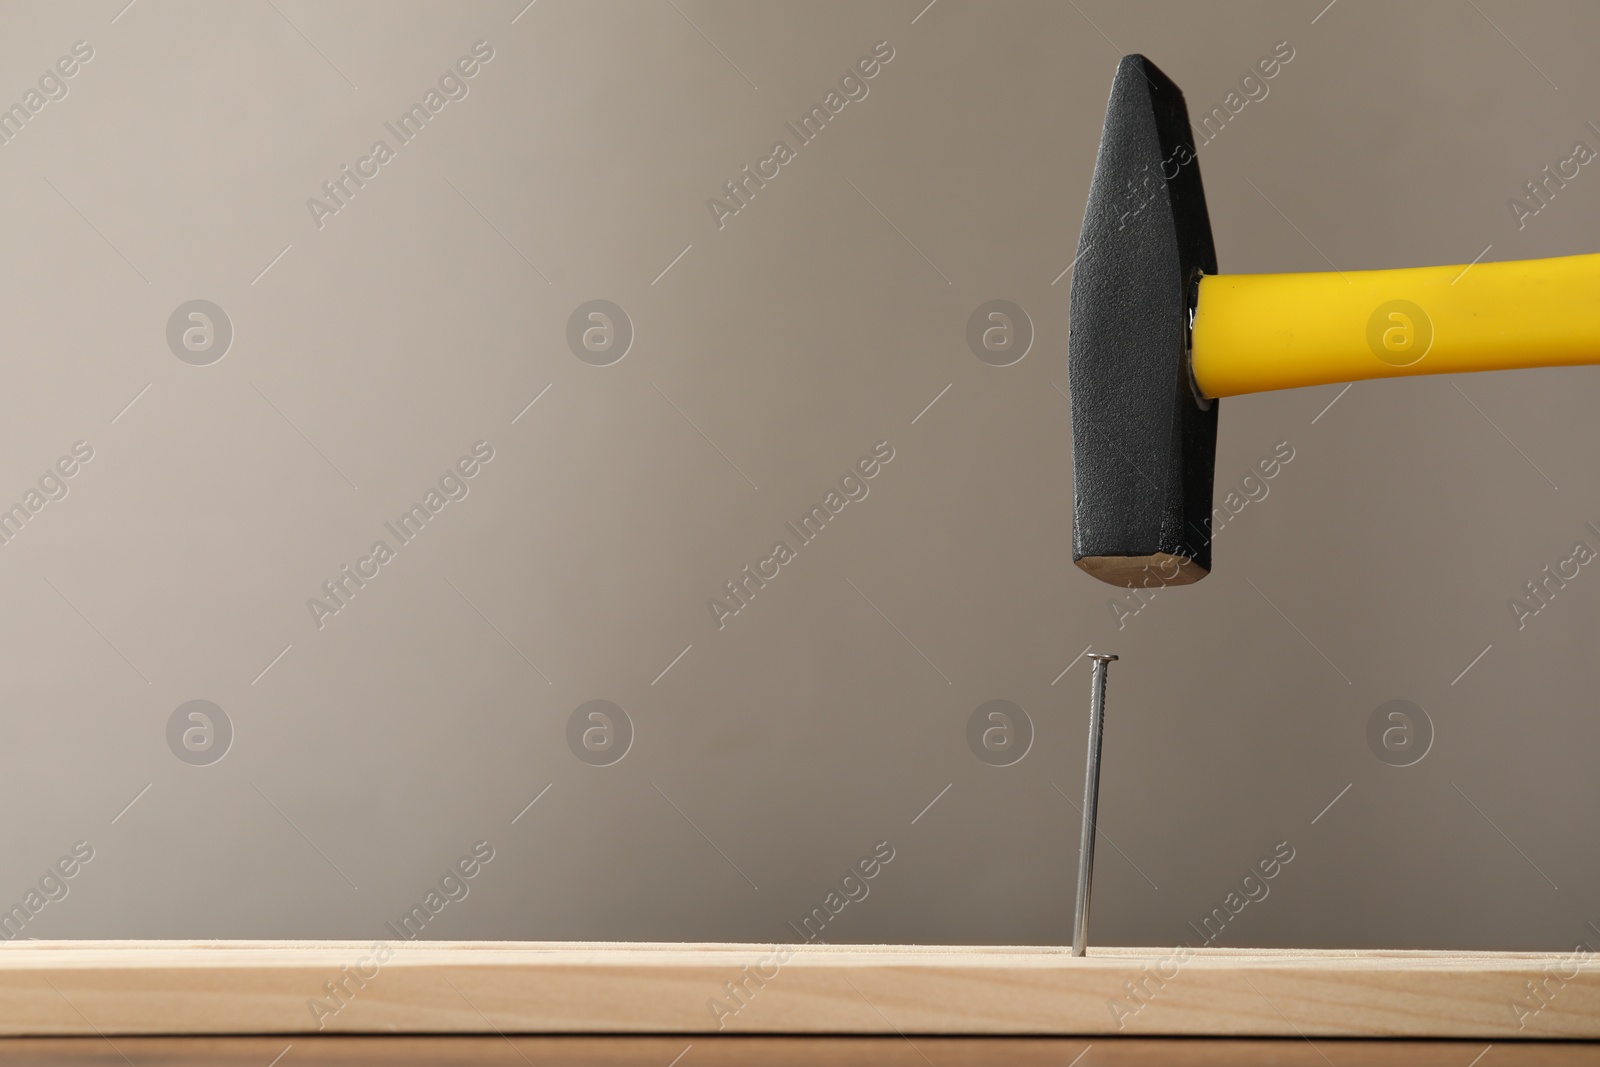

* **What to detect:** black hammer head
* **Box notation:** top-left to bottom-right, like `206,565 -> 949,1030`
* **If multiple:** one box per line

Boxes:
1069,55 -> 1218,587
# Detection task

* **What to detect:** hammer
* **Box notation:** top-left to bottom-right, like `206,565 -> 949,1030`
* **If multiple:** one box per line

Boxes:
1069,55 -> 1600,587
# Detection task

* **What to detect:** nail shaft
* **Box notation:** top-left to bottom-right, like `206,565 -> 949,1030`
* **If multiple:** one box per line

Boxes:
1073,652 -> 1117,957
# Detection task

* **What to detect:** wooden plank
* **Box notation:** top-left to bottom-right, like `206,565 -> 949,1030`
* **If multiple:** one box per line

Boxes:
0,942 -> 1593,1039
1,1035 -> 1591,1066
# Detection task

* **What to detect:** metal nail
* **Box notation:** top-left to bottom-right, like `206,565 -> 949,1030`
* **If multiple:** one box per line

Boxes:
1073,652 -> 1118,957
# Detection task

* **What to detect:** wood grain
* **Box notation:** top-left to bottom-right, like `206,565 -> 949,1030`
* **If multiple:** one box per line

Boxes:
2,1035 -> 1592,1066
0,942 -> 1594,1039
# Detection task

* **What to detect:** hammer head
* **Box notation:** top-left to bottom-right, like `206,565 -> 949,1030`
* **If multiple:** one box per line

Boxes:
1069,55 -> 1218,587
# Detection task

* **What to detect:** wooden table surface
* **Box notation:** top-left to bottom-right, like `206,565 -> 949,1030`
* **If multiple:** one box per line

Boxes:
0,1036 -> 1597,1066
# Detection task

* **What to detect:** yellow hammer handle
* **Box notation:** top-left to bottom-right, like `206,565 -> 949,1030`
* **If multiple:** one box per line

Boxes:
1191,251 -> 1600,398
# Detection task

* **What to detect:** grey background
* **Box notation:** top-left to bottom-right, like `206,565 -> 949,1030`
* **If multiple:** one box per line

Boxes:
0,0 -> 1597,952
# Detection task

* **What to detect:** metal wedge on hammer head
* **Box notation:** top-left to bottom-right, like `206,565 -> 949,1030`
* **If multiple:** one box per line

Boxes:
1069,55 -> 1216,588
1069,55 -> 1600,588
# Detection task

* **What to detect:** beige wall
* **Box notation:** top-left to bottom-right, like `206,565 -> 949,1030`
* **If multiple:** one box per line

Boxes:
0,0 -> 1597,953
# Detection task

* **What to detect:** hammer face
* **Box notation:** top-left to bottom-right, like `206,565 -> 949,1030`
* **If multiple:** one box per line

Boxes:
1069,55 -> 1218,587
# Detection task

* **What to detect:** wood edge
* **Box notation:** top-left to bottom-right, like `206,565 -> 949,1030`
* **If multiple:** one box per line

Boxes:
1,943 -> 1595,1039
